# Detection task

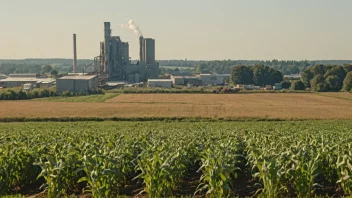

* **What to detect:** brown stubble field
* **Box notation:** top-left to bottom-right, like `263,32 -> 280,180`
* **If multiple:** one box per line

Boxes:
0,93 -> 352,120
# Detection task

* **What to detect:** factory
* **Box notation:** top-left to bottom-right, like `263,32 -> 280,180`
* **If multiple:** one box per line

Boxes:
56,75 -> 98,94
170,73 -> 231,86
56,21 -> 159,93
148,79 -> 173,88
0,73 -> 55,88
97,22 -> 159,83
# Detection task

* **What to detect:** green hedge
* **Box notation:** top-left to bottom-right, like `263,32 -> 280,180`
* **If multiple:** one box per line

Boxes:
0,88 -> 105,100
0,116 -> 298,123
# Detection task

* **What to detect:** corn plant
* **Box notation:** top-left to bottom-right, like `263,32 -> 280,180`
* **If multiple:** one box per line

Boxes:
196,135 -> 242,198
34,143 -> 80,198
135,136 -> 189,198
336,143 -> 352,195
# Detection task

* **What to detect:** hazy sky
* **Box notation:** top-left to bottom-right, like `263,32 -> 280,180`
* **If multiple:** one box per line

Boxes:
0,0 -> 351,60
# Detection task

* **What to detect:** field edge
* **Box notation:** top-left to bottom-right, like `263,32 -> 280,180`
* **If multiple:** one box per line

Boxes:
0,116 -> 351,123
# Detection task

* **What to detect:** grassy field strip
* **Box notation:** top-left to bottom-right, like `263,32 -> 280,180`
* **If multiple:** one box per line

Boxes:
31,93 -> 119,102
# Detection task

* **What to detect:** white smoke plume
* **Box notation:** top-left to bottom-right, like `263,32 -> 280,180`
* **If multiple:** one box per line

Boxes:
121,20 -> 143,37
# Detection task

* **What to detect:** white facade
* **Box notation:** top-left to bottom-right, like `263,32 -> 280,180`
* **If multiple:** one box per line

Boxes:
56,75 -> 98,93
148,79 -> 173,88
198,74 -> 231,85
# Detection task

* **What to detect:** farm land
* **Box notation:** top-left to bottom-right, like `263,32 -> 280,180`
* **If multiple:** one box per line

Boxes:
0,93 -> 351,120
1,92 -> 352,197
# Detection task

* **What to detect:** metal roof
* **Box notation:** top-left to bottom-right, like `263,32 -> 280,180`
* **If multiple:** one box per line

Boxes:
284,74 -> 301,78
200,73 -> 231,77
173,76 -> 199,79
148,79 -> 173,82
0,78 -> 55,83
58,75 -> 97,80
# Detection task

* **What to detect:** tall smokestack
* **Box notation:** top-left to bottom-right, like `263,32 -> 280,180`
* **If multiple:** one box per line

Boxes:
139,36 -> 145,63
73,34 -> 77,73
104,22 -> 111,75
144,38 -> 155,65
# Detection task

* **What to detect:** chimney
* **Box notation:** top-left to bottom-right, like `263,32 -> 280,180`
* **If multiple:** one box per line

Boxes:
73,34 -> 77,73
139,36 -> 145,63
104,22 -> 111,75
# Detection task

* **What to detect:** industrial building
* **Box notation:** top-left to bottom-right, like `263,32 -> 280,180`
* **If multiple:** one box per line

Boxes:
89,22 -> 159,84
56,75 -> 98,94
198,74 -> 231,85
0,74 -> 55,88
148,79 -> 173,88
171,75 -> 203,86
170,73 -> 231,86
0,74 -> 7,80
284,74 -> 301,80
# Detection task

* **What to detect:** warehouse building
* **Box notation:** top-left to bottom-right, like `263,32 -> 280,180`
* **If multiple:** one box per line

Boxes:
0,77 -> 55,88
171,75 -> 203,86
56,75 -> 98,94
198,74 -> 231,85
148,79 -> 173,88
0,74 -> 7,80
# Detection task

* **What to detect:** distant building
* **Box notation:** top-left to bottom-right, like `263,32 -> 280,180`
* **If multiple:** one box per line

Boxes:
99,22 -> 159,83
56,75 -> 98,94
284,74 -> 301,80
171,75 -> 203,86
0,74 -> 7,80
236,84 -> 260,90
198,74 -> 231,85
148,79 -> 173,88
9,73 -> 48,78
274,83 -> 282,90
0,77 -> 55,88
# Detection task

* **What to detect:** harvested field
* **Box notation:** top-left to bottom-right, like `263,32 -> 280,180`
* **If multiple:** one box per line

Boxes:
318,92 -> 352,101
0,93 -> 352,119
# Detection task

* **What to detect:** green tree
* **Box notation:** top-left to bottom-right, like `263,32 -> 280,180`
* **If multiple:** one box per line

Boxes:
290,80 -> 305,90
343,72 -> 352,92
42,65 -> 53,73
312,64 -> 326,76
252,65 -> 283,86
51,70 -> 59,78
311,74 -> 329,92
325,75 -> 342,92
344,64 -> 352,73
324,65 -> 346,80
31,65 -> 42,73
300,68 -> 314,88
231,65 -> 254,85
281,81 -> 291,89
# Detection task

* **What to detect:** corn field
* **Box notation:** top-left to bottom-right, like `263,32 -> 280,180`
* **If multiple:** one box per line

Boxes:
0,121 -> 352,197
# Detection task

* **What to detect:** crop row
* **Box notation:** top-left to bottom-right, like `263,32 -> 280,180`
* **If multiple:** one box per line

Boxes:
0,121 -> 351,197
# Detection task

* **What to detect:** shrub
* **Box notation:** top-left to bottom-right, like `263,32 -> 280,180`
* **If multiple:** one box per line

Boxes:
281,81 -> 291,89
62,90 -> 73,97
290,80 -> 305,90
310,74 -> 327,92
343,72 -> 352,92
79,90 -> 86,96
17,90 -> 28,100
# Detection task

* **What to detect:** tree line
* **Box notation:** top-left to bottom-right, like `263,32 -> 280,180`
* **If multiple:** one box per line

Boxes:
231,65 -> 283,86
197,60 -> 352,75
231,64 -> 352,92
0,63 -> 87,75
299,64 -> 352,92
